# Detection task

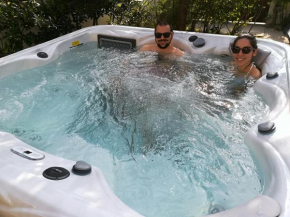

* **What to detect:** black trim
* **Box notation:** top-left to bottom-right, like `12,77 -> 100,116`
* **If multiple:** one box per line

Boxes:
266,72 -> 279,79
98,34 -> 136,49
37,52 -> 48,58
69,43 -> 84,49
43,167 -> 70,180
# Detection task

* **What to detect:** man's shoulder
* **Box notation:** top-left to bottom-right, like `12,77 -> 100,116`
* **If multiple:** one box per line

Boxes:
139,44 -> 157,51
139,44 -> 184,57
174,48 -> 184,56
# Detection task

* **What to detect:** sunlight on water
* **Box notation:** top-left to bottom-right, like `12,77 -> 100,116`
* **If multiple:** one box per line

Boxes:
0,42 -> 269,217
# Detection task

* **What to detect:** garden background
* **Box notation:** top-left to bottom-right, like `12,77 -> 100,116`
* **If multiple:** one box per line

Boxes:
1,0 -> 289,57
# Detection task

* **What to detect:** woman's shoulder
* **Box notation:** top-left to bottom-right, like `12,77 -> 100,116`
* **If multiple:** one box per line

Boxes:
250,63 -> 262,79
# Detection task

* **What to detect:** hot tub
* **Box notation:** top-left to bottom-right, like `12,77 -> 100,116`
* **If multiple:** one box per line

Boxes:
0,25 -> 289,217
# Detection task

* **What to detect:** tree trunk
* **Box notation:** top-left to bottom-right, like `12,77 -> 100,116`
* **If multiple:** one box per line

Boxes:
177,0 -> 190,31
93,16 -> 96,26
272,1 -> 279,25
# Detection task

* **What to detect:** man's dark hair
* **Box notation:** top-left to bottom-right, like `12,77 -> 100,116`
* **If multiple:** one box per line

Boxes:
154,20 -> 173,33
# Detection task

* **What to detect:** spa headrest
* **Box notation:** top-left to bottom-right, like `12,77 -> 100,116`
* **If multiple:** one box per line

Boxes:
193,38 -> 206,48
188,35 -> 206,48
252,48 -> 271,67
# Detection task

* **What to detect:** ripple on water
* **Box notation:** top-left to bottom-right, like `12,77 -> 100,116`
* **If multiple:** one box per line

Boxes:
0,44 -> 269,217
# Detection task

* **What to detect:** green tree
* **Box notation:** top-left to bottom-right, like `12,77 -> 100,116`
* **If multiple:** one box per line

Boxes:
0,0 -> 114,57
225,0 -> 257,34
187,0 -> 262,34
270,0 -> 290,28
0,0 -> 41,57
108,0 -> 178,28
75,0 -> 113,25
0,0 -> 280,57
107,0 -> 265,35
34,0 -> 88,44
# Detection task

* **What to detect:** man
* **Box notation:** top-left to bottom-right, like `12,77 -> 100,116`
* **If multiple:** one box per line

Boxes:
139,21 -> 184,56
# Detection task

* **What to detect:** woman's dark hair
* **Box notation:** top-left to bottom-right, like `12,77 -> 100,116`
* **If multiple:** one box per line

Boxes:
155,20 -> 173,33
230,33 -> 258,50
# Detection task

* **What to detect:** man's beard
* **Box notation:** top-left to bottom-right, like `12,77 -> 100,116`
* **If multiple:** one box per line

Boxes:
157,39 -> 171,49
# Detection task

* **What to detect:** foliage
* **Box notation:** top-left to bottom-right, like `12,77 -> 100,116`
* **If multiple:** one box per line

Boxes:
33,0 -> 88,45
108,0 -> 269,35
0,0 -> 113,57
224,0 -> 258,35
187,0 -> 269,34
188,0 -> 232,33
0,0 -> 40,57
270,0 -> 290,28
107,0 -> 174,28
0,0 -> 285,57
74,0 -> 113,25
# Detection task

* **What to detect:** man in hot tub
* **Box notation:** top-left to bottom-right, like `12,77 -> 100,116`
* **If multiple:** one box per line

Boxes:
140,20 -> 184,56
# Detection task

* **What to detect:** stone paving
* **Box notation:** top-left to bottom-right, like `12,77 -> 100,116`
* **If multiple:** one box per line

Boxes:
221,23 -> 289,44
246,25 -> 289,44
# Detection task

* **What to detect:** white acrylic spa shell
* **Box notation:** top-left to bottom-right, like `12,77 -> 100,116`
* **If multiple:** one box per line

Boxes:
1,25 -> 290,217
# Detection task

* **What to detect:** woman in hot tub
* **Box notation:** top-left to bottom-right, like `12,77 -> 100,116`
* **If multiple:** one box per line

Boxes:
230,34 -> 262,81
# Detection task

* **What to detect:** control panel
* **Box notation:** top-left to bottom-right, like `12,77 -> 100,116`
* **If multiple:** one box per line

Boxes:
11,146 -> 45,160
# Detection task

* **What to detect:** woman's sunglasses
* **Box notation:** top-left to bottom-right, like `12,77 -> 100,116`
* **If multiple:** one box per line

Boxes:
155,32 -> 171,38
231,46 -> 255,54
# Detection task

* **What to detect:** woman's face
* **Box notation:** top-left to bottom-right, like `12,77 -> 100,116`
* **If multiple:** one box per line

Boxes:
232,38 -> 257,69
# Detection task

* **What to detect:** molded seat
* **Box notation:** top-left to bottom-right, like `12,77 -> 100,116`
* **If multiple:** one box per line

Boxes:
252,48 -> 271,68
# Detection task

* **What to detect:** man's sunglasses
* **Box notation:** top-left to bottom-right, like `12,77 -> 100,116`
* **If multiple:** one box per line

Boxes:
231,46 -> 255,54
155,32 -> 172,38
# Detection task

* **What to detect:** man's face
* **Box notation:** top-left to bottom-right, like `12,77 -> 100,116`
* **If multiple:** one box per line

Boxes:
155,25 -> 173,49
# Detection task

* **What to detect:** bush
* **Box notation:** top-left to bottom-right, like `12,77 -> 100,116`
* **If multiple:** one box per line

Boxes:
0,0 -> 41,57
0,0 -> 277,57
0,0 -> 113,57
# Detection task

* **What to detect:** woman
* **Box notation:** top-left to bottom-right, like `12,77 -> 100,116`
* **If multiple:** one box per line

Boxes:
230,34 -> 262,81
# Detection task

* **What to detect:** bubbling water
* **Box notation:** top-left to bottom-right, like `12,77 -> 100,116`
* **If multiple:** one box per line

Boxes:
0,42 -> 268,217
